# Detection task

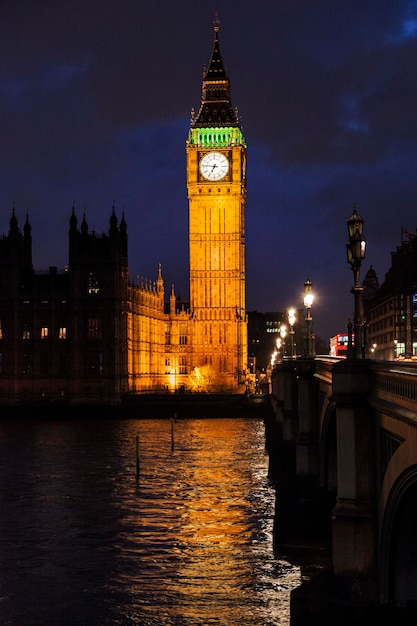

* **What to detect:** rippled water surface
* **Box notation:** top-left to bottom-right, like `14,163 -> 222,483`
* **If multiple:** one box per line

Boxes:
0,416 -> 318,625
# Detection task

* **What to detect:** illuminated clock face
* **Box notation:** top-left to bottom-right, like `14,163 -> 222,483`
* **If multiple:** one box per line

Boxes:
199,151 -> 229,181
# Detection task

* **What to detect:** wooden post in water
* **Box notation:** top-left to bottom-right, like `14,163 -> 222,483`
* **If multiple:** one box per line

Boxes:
135,435 -> 140,482
171,415 -> 175,452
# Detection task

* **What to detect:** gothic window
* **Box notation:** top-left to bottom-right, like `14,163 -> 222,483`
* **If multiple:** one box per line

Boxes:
59,326 -> 67,340
179,356 -> 187,374
88,272 -> 100,294
22,324 -> 30,340
179,324 -> 187,345
165,324 -> 171,345
41,326 -> 49,339
88,316 -> 101,340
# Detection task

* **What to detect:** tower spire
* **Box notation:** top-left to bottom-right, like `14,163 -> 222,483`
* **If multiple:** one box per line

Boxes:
192,16 -> 237,128
213,11 -> 220,34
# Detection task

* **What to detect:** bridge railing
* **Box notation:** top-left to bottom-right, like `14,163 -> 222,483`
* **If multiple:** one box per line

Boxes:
369,361 -> 417,417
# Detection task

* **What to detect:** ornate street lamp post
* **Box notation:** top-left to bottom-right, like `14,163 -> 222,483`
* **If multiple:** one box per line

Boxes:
303,278 -> 315,357
288,307 -> 296,357
346,204 -> 367,359
279,323 -> 287,358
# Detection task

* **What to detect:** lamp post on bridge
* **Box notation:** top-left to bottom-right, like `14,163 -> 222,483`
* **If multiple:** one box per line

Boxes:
346,204 -> 367,359
303,278 -> 315,357
288,307 -> 296,358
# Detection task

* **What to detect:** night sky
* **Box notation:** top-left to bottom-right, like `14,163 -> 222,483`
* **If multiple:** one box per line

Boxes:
1,1 -> 417,341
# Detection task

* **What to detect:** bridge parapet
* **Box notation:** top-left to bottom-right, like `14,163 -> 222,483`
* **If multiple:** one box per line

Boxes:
369,361 -> 417,417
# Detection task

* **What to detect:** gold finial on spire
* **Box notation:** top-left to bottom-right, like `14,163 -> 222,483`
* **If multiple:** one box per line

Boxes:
213,11 -> 220,33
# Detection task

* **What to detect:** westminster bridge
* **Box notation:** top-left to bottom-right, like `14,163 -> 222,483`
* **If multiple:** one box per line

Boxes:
269,355 -> 417,622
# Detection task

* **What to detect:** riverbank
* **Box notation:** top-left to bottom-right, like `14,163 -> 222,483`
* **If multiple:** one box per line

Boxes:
0,392 -> 274,419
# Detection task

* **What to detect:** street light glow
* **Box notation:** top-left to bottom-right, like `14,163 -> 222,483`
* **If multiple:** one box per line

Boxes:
303,278 -> 315,357
288,308 -> 296,327
288,307 -> 296,358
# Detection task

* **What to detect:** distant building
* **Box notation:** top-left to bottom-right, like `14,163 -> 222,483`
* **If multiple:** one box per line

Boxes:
366,231 -> 417,359
247,310 -> 305,371
247,311 -> 282,372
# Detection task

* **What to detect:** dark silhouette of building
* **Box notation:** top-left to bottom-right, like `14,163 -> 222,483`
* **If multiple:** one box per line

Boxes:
366,230 -> 417,359
0,206 -> 129,404
247,309 -> 307,371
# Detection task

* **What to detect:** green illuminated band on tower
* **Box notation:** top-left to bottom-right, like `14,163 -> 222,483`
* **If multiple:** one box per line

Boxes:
188,126 -> 246,148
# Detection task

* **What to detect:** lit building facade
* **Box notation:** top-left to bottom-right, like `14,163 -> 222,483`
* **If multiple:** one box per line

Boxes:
0,23 -> 247,404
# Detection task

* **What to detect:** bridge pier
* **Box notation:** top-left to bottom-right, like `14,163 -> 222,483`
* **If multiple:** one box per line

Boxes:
296,358 -> 320,481
268,358 -> 332,548
331,359 -> 377,590
278,359 -> 299,442
267,359 -> 297,482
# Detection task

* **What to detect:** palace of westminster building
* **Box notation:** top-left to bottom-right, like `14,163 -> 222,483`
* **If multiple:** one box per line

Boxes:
0,23 -> 249,404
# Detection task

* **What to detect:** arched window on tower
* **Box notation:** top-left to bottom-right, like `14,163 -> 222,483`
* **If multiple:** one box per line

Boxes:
88,272 -> 100,294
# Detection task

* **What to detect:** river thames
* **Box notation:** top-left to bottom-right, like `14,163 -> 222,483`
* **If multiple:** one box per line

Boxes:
0,415 -> 330,625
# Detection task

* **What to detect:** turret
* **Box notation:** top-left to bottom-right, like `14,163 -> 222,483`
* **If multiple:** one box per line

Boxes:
109,204 -> 118,236
170,283 -> 176,316
23,213 -> 33,269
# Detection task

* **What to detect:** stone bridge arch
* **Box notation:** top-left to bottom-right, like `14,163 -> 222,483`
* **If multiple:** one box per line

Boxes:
379,464 -> 417,607
319,398 -> 337,493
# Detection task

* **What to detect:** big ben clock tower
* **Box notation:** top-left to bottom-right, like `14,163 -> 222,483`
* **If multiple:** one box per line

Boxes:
186,17 -> 247,391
